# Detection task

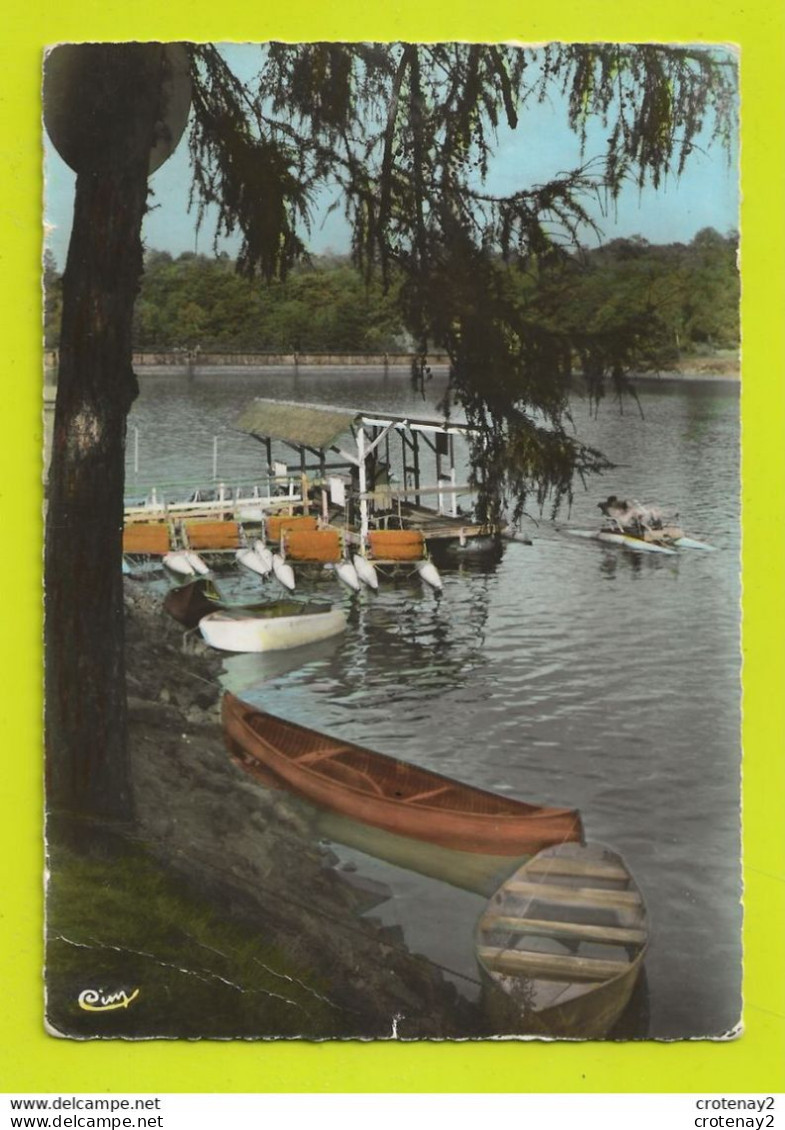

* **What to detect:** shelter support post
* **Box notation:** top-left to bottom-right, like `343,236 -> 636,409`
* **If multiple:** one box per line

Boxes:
357,426 -> 368,542
449,435 -> 458,518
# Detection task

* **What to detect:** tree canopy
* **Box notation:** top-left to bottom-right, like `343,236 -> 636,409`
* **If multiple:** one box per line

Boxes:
45,232 -> 741,362
184,42 -> 737,517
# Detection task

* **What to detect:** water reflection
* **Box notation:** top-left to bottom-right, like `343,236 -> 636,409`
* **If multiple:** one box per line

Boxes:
133,369 -> 741,1039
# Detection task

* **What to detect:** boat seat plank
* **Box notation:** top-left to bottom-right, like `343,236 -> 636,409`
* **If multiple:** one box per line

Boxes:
503,880 -> 642,910
477,946 -> 631,982
407,785 -> 453,804
296,745 -> 347,766
479,915 -> 647,947
524,858 -> 630,883
295,745 -> 449,803
306,756 -> 388,797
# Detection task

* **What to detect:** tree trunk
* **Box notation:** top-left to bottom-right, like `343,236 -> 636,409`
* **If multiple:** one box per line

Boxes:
44,48 -> 164,847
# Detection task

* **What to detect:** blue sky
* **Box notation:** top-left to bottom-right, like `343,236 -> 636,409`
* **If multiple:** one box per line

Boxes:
43,44 -> 740,269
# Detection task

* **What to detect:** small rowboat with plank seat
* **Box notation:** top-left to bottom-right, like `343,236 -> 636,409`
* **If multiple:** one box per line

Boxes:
475,841 -> 648,1038
222,693 -> 583,855
595,530 -> 677,555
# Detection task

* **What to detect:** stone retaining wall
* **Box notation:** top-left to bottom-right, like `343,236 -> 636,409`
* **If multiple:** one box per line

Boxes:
44,350 -> 451,369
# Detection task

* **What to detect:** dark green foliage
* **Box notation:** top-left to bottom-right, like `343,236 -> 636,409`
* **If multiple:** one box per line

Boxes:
185,43 -> 735,513
46,845 -> 346,1038
47,228 -> 740,369
187,46 -> 311,280
46,231 -> 740,361
132,251 -> 407,352
554,45 -> 737,189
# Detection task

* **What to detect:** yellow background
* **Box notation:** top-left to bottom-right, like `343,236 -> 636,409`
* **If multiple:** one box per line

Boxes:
1,0 -> 783,1094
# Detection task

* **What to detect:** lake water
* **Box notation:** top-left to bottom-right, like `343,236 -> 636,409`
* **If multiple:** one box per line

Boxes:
128,367 -> 741,1039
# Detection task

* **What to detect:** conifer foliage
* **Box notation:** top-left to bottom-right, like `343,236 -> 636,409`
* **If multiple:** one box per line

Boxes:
187,43 -> 736,517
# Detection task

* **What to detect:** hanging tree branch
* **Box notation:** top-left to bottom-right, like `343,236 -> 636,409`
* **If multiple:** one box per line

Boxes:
184,41 -> 737,517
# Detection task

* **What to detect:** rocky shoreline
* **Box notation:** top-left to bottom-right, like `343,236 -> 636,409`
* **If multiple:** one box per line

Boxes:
123,581 -> 482,1039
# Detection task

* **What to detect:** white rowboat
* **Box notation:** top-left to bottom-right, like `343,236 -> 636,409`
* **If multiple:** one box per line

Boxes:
595,531 -> 677,556
672,536 -> 718,552
199,605 -> 347,653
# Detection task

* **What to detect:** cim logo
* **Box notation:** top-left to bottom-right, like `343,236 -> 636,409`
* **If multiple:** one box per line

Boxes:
77,987 -> 140,1012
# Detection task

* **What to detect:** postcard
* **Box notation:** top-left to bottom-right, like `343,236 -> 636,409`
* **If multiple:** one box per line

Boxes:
40,40 -> 743,1046
2,9 -> 782,1099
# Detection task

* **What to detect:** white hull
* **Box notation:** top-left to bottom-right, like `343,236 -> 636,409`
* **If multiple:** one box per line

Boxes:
272,553 -> 296,591
335,560 -> 361,592
595,531 -> 676,555
252,540 -> 275,572
352,554 -> 379,591
417,560 -> 444,589
199,608 -> 347,652
567,530 -> 676,556
236,546 -> 272,576
163,551 -> 211,576
672,536 -> 718,552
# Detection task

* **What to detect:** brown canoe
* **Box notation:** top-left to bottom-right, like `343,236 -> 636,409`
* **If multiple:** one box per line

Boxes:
475,841 -> 648,1037
222,692 -> 583,855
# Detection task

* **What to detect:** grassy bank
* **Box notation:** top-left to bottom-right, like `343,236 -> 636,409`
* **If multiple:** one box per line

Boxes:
46,843 -> 346,1039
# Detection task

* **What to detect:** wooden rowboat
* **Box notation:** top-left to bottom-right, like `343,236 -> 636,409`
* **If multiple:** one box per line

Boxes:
475,841 -> 648,1038
222,693 -> 583,855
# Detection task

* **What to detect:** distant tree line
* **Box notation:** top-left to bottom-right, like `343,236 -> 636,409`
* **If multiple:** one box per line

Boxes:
137,249 -> 409,354
44,228 -> 739,362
